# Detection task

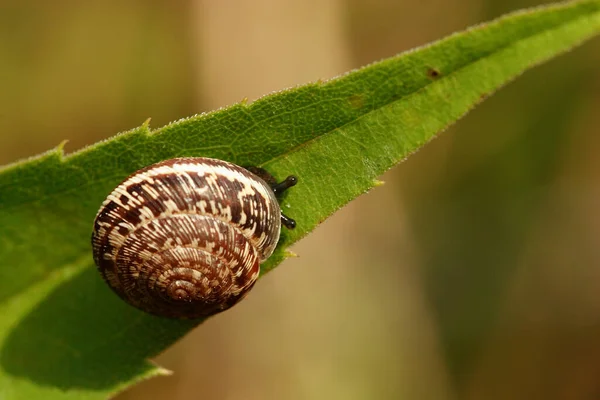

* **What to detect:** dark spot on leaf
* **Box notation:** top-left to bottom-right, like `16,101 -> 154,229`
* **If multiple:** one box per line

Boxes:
427,68 -> 441,79
348,94 -> 364,109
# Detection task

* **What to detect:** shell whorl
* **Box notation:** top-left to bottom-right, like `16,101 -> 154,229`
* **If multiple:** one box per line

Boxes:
92,157 -> 282,319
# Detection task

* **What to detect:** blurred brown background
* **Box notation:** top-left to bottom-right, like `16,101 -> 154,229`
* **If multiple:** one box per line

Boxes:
2,0 -> 600,399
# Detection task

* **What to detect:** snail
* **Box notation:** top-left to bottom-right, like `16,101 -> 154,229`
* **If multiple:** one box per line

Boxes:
91,157 -> 297,319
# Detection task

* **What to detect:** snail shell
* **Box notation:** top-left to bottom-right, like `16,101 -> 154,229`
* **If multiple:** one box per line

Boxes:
91,157 -> 294,319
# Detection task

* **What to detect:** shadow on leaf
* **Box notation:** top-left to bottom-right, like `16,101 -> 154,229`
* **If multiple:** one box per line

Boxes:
1,266 -> 199,390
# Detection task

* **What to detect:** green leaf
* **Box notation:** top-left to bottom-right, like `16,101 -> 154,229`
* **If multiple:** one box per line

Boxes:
1,0 -> 599,398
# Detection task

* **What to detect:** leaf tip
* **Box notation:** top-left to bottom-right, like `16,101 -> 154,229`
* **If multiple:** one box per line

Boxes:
55,140 -> 69,158
155,366 -> 174,376
146,360 -> 174,378
284,250 -> 299,258
108,362 -> 173,399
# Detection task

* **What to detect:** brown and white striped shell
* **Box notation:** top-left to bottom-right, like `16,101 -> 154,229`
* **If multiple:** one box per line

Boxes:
91,157 -> 284,319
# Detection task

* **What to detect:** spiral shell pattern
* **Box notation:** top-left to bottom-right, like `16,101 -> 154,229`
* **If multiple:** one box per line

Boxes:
92,157 -> 281,319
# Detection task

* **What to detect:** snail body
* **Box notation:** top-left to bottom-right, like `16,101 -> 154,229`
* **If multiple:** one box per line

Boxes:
91,157 -> 296,319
